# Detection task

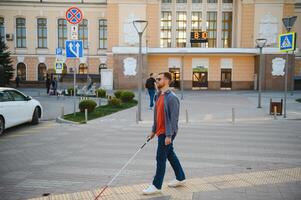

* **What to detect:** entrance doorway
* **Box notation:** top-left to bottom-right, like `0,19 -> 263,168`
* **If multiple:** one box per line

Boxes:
192,66 -> 208,88
221,69 -> 232,88
169,68 -> 180,88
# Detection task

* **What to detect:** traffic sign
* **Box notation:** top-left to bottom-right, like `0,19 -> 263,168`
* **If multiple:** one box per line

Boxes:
55,62 -> 64,74
65,40 -> 83,58
65,7 -> 83,25
71,25 -> 78,40
279,32 -> 296,52
56,48 -> 63,55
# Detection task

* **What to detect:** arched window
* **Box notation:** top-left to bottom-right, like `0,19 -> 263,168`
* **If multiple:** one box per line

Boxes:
17,63 -> 26,81
79,63 -> 88,74
38,63 -> 47,81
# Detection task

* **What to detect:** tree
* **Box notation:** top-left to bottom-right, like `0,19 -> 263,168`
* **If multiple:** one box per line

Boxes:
0,38 -> 14,86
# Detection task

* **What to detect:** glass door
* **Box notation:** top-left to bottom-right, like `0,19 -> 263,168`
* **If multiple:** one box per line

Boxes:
221,69 -> 232,88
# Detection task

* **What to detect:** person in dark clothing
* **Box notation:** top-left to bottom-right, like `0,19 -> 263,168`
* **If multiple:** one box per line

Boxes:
51,77 -> 58,95
46,75 -> 51,94
145,73 -> 157,110
15,76 -> 20,88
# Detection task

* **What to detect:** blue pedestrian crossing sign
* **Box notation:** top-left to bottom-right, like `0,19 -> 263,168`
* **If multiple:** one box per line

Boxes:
279,32 -> 296,52
66,40 -> 84,58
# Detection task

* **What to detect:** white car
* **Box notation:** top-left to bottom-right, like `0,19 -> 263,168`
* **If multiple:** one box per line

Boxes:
0,87 -> 43,135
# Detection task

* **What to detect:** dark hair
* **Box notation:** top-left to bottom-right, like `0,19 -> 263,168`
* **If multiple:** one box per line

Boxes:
159,72 -> 172,81
150,73 -> 153,76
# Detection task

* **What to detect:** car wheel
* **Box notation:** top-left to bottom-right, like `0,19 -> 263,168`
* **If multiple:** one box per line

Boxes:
31,107 -> 40,125
0,117 -> 4,135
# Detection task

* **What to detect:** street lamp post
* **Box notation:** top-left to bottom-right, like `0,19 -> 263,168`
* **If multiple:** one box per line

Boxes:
133,20 -> 148,122
255,38 -> 267,108
282,16 -> 297,118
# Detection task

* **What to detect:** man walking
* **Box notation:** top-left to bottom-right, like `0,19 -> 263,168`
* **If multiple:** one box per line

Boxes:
143,72 -> 186,195
145,73 -> 156,110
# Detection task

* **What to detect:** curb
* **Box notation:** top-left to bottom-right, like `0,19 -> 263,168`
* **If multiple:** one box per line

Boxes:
56,117 -> 80,124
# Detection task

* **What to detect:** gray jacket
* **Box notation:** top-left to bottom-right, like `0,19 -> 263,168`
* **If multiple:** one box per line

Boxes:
152,89 -> 180,138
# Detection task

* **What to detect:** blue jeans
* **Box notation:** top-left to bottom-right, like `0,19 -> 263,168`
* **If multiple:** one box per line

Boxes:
148,89 -> 155,108
152,134 -> 185,189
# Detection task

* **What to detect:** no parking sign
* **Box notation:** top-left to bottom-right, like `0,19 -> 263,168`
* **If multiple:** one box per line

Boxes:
65,7 -> 83,25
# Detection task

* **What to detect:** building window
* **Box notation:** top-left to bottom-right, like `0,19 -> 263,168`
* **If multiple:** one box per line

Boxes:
223,0 -> 233,3
79,19 -> 88,48
176,11 -> 187,48
191,12 -> 202,47
58,19 -> 67,48
177,0 -> 187,3
17,62 -> 26,81
37,18 -> 47,48
99,19 -> 107,49
0,17 -> 4,42
222,12 -> 232,48
206,12 -> 217,48
160,11 -> 172,48
79,63 -> 88,74
37,63 -> 47,81
208,0 -> 217,3
16,18 -> 26,48
192,0 -> 202,3
162,0 -> 171,3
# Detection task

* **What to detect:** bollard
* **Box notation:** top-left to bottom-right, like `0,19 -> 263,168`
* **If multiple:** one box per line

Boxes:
136,109 -> 138,124
61,106 -> 64,118
186,109 -> 189,123
85,109 -> 88,123
232,108 -> 235,124
274,106 -> 277,120
73,99 -> 76,116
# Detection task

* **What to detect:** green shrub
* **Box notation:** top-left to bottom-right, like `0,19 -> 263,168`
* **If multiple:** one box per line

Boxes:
108,97 -> 122,106
79,100 -> 97,113
96,89 -> 106,98
67,88 -> 77,96
120,90 -> 135,102
114,90 -> 123,99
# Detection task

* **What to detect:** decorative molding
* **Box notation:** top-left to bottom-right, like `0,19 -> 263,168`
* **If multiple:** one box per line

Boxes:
272,58 -> 285,76
38,56 -> 45,63
99,55 -> 107,64
221,58 -> 233,69
191,4 -> 203,11
259,13 -> 278,47
123,57 -> 137,76
161,3 -> 172,11
168,57 -> 181,68
123,14 -> 140,46
176,3 -> 188,10
222,3 -> 233,11
17,56 -> 25,63
207,3 -> 218,10
192,58 -> 209,69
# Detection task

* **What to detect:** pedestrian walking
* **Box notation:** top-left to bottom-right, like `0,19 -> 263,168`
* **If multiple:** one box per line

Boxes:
143,72 -> 186,195
15,75 -> 20,88
145,73 -> 156,110
46,75 -> 51,94
51,77 -> 57,95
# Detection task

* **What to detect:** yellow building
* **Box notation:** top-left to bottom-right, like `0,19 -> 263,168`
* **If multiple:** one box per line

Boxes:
0,0 -> 300,90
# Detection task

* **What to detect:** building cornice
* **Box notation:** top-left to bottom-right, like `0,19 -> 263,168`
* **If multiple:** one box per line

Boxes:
112,47 -> 298,55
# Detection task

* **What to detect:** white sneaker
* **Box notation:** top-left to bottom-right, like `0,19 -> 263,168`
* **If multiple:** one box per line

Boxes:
168,179 -> 186,187
142,184 -> 161,195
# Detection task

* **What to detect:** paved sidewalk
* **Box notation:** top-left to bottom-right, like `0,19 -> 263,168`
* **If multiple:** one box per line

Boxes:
28,167 -> 301,200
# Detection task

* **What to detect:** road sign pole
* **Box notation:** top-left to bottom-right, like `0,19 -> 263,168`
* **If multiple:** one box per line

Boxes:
284,51 -> 288,118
